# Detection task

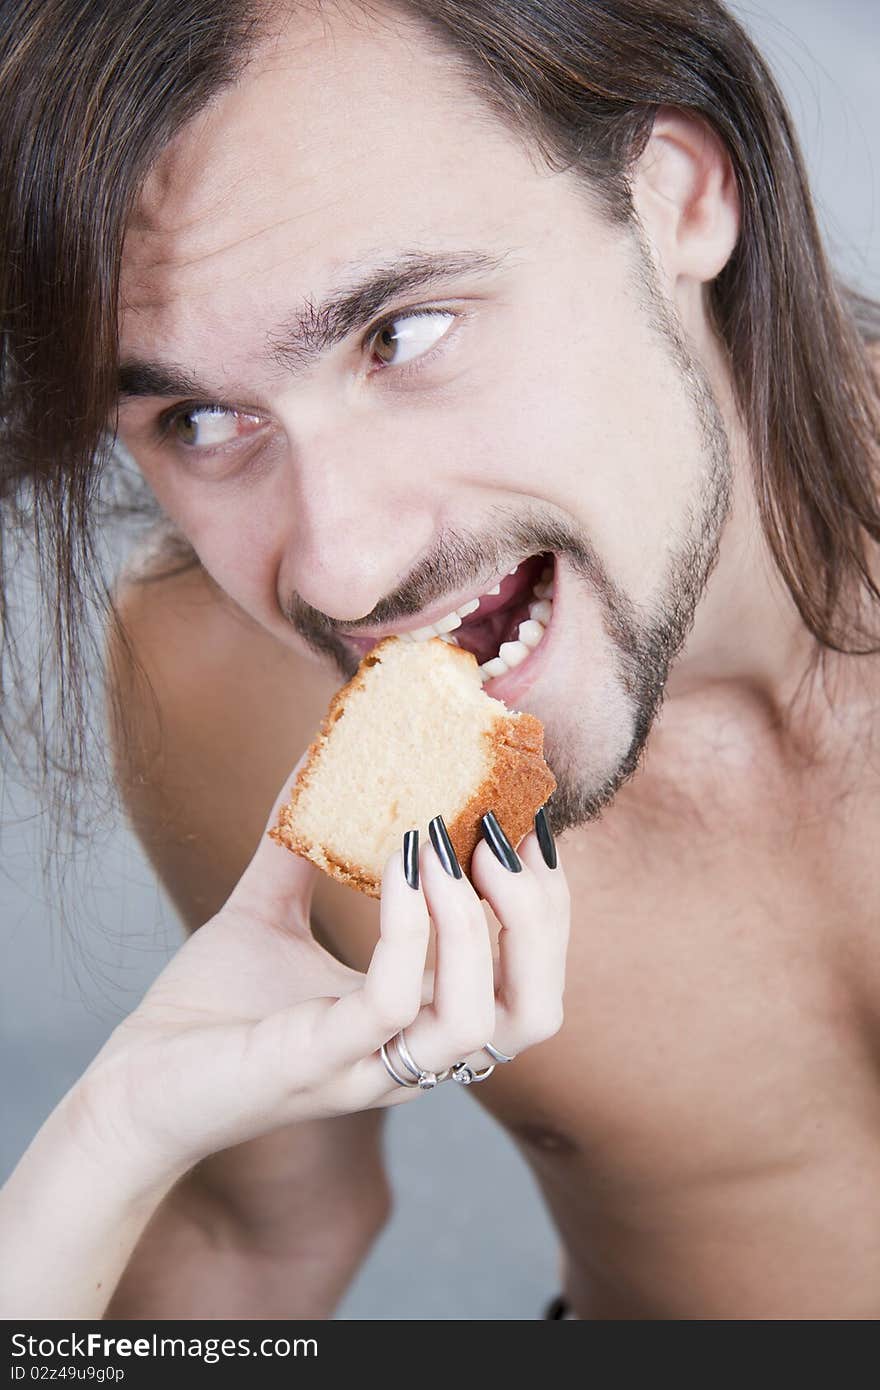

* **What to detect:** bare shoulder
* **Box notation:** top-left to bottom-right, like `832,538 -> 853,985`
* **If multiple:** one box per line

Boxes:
108,529 -> 318,739
107,529 -> 380,960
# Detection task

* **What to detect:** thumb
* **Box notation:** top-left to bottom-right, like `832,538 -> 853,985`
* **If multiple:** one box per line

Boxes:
225,748 -> 322,931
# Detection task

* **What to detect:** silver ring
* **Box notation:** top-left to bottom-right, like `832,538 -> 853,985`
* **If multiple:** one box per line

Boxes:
380,1041 -> 419,1088
451,1059 -> 496,1085
483,1041 -> 517,1064
391,1030 -> 451,1090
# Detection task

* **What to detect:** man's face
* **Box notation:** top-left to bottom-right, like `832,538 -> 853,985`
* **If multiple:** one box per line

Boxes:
117,2 -> 731,833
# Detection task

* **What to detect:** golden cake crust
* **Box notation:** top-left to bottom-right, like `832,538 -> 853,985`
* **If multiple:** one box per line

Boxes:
269,637 -> 557,898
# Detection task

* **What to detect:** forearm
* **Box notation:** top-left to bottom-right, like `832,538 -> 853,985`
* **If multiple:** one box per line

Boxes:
0,1086 -> 183,1320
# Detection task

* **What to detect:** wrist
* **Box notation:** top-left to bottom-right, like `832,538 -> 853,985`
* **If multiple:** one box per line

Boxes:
62,1057 -> 192,1204
0,1080 -> 185,1319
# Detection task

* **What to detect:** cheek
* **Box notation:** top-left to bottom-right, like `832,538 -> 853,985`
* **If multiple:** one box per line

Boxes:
131,452 -> 289,615
468,307 -> 710,603
195,497 -> 288,609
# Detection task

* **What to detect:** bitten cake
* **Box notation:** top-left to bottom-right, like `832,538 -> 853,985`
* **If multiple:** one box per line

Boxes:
270,635 -> 557,898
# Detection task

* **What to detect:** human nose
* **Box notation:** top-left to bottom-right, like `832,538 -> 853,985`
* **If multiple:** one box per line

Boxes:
280,420 -> 437,623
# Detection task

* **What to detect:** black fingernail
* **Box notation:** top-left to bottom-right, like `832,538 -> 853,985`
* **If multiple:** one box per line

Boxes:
428,814 -> 462,879
534,805 -> 557,870
403,829 -> 420,890
481,811 -> 522,872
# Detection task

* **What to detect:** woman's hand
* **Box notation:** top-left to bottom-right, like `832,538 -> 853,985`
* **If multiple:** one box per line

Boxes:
72,754 -> 570,1186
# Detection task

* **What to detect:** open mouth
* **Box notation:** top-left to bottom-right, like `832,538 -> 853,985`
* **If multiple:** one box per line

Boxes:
446,551 -> 554,682
343,550 -> 556,695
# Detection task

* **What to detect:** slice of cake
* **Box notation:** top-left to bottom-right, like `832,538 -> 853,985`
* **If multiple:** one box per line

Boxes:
270,635 -> 557,898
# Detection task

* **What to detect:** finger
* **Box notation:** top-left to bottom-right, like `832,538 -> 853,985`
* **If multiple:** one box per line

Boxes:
226,748 -> 321,928
312,835 -> 431,1069
389,820 -> 497,1075
321,1052 -> 437,1113
468,822 -> 570,1053
346,806 -> 571,1092
516,811 -> 571,929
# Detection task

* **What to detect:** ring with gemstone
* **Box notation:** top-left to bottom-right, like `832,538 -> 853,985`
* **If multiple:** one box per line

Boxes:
394,1029 -> 452,1090
450,1059 -> 496,1085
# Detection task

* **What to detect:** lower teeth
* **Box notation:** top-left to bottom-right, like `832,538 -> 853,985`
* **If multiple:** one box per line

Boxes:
441,563 -> 554,683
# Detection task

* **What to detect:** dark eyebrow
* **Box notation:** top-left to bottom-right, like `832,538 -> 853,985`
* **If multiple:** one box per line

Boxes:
117,361 -> 206,402
117,248 -> 512,404
267,249 -> 510,373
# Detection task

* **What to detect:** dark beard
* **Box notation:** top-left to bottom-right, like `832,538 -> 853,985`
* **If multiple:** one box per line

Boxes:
543,231 -> 734,836
544,460 -> 731,836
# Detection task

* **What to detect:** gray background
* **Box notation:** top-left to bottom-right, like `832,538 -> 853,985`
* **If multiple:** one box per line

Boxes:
1,0 -> 877,1321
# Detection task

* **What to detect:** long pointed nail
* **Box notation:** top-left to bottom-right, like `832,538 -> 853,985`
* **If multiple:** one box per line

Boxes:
481,811 -> 522,872
428,814 -> 462,879
403,829 -> 420,890
534,805 -> 557,869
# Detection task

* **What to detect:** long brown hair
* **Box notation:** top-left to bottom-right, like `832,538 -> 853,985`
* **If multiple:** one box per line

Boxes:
2,0 -> 879,796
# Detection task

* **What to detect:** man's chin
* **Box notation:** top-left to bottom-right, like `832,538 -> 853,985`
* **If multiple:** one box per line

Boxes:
537,688 -> 654,836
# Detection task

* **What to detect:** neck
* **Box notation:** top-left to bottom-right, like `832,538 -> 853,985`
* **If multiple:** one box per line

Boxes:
663,327 -> 827,725
665,460 -> 820,713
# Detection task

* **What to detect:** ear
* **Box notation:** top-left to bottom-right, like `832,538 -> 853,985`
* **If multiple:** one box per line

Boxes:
631,107 -> 740,286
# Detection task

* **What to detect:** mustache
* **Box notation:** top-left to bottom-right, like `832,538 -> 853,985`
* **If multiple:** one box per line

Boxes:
280,502 -> 580,649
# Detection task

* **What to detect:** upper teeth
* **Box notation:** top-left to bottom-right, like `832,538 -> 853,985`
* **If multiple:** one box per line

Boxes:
398,560 -> 555,684
398,562 -> 525,642
400,595 -> 479,642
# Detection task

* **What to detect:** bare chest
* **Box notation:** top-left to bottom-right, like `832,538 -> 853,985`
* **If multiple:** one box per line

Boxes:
475,770 -> 880,1187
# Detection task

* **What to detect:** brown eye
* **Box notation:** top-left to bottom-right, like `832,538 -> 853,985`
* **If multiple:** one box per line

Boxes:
170,405 -> 249,449
374,325 -> 398,365
371,311 -> 454,368
174,410 -> 200,445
